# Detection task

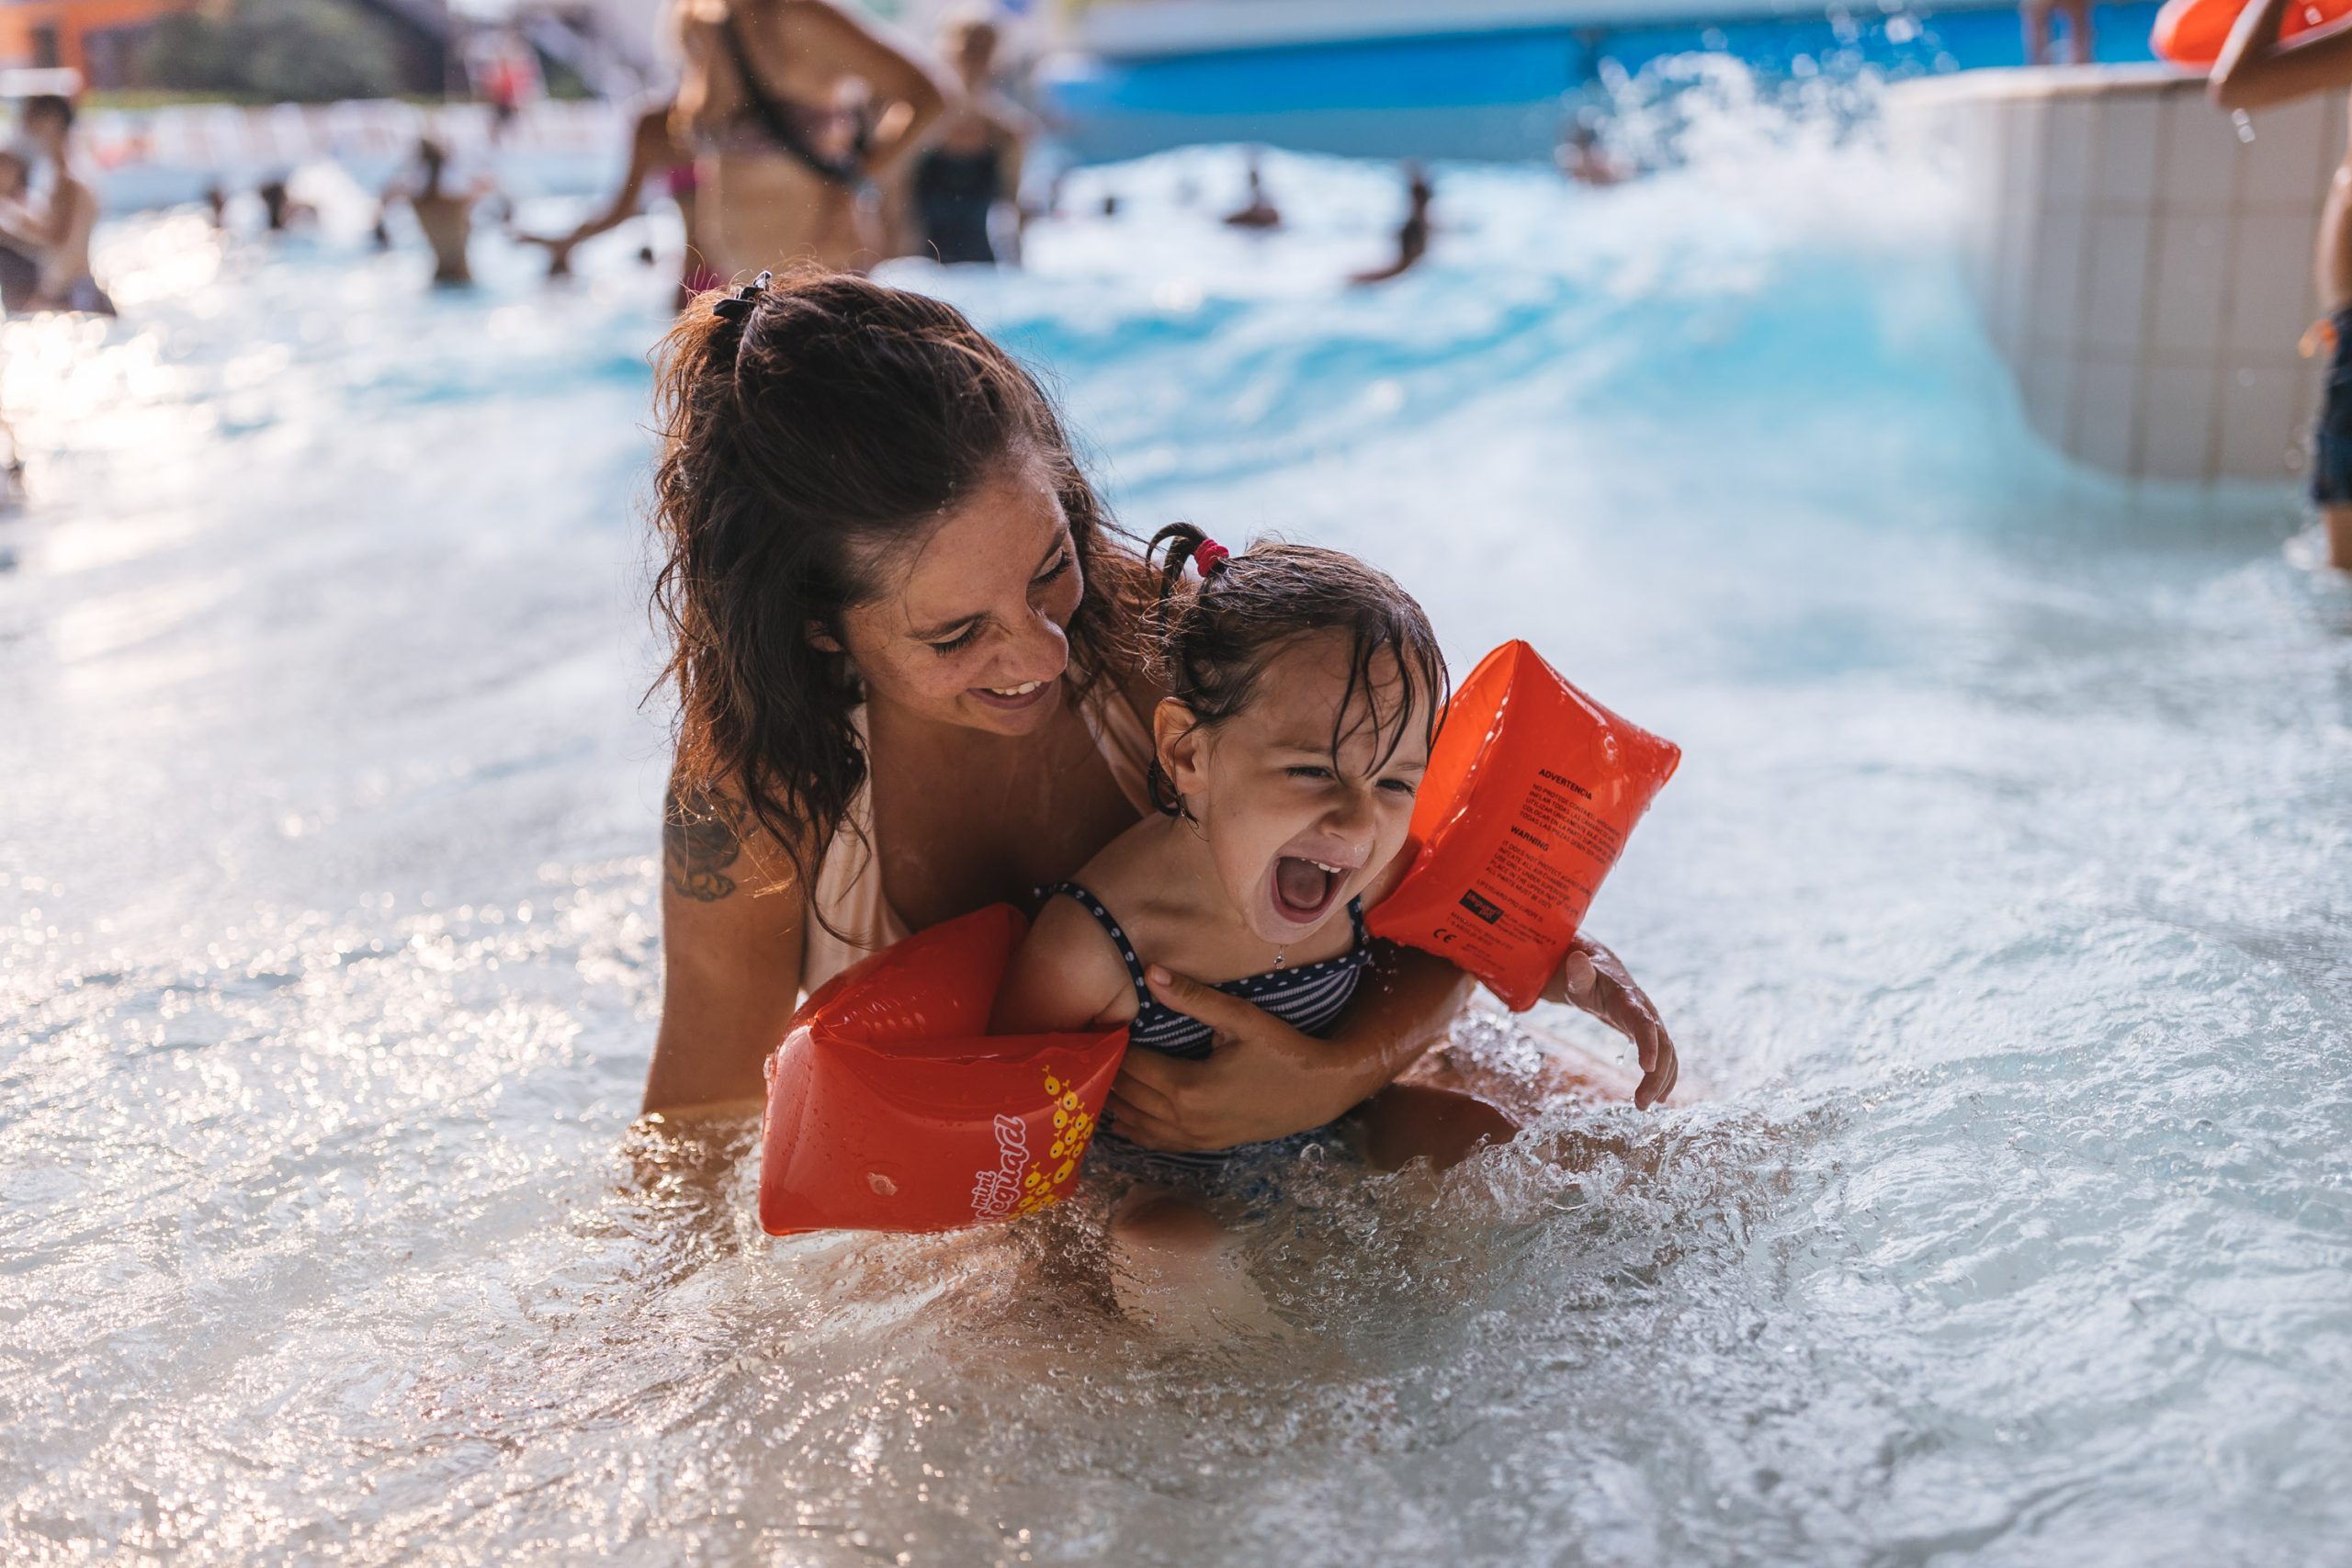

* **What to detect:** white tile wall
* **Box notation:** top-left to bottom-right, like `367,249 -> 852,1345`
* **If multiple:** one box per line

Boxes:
2218,365 -> 2307,477
2148,213 -> 2232,357
2028,201 -> 2089,352
2139,363 -> 2218,479
2228,210 -> 2323,355
2094,93 -> 2164,211
2082,211 -> 2155,355
1888,68 -> 2335,485
2075,357 -> 2140,472
2159,90 -> 2245,215
2240,92 -> 2332,210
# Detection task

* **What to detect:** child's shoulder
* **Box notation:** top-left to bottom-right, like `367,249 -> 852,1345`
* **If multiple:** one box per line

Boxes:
991,878 -> 1143,1033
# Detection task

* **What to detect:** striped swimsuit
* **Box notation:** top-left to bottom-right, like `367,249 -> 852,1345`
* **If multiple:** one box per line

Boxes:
1040,881 -> 1373,1177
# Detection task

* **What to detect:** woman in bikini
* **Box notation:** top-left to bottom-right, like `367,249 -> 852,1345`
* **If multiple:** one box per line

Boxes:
673,0 -> 950,279
641,265 -> 1679,1156
521,95 -> 718,310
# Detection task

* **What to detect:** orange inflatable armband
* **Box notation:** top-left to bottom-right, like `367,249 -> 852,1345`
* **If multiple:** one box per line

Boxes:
2152,0 -> 2346,67
1368,640 -> 1679,1011
758,904 -> 1128,1236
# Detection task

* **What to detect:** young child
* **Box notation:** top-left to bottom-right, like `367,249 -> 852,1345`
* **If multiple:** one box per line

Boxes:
990,524 -> 1517,1191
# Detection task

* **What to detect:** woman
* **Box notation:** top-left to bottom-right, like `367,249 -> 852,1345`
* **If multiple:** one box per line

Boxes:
521,96 -> 718,310
899,12 -> 1033,265
642,266 -> 1678,1150
673,0 -> 949,278
0,96 -> 111,316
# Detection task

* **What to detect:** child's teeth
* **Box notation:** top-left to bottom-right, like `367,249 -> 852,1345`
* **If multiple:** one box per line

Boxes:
989,681 -> 1042,696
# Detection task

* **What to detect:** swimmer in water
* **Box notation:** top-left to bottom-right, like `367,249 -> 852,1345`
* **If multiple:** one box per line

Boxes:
519,96 -> 714,309
673,0 -> 950,277
0,95 -> 113,316
0,149 -> 42,313
378,139 -> 492,288
1557,116 -> 1631,188
1222,152 -> 1282,231
2211,0 -> 2352,570
992,527 -> 1679,1317
1349,164 -> 1433,286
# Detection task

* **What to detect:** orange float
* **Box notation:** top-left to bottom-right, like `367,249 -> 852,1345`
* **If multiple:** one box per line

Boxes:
1369,640 -> 1679,1011
758,904 -> 1128,1235
2152,0 -> 2348,67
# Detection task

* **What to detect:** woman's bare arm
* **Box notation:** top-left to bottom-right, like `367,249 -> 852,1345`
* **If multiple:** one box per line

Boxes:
641,773 -> 806,1118
2211,0 -> 2352,109
800,0 -> 951,177
534,106 -> 672,260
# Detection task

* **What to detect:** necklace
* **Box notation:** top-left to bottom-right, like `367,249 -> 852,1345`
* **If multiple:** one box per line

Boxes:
1273,951 -> 1285,968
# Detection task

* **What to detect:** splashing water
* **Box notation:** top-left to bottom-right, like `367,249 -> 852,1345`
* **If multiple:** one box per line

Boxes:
4,127 -> 2348,1566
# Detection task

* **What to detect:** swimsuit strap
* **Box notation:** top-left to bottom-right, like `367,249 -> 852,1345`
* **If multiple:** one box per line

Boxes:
1038,882 -> 1151,1007
718,7 -> 864,187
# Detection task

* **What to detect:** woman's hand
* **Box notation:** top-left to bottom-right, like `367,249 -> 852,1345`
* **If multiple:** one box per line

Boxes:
1544,935 -> 1678,1109
1105,965 -> 1386,1151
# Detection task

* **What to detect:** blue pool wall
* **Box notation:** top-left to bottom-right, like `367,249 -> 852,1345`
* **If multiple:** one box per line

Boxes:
1040,0 -> 2172,161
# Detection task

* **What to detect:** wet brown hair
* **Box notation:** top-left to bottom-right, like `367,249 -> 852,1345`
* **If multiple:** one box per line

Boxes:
1142,523 -> 1448,815
651,265 -> 1138,897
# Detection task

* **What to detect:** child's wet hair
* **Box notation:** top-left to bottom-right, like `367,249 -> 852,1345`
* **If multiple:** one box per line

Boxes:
1143,523 -> 1448,814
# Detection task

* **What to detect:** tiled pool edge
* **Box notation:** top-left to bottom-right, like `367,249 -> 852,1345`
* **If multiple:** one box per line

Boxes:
1888,64 -> 2334,485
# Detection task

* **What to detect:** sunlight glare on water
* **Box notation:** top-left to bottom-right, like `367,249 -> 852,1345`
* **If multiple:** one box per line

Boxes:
3,117 -> 2349,1565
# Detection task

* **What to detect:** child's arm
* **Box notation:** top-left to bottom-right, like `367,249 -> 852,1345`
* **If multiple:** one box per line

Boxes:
991,895 -> 1139,1034
2211,0 -> 2352,111
1361,845 -> 1679,1109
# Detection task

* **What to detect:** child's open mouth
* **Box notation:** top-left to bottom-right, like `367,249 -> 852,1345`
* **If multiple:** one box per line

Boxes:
1271,856 -> 1348,925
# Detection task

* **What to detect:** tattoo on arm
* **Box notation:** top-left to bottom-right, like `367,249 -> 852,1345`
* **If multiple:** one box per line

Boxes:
663,779 -> 749,902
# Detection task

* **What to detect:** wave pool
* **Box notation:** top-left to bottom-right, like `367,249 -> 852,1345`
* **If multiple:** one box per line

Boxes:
4,130 -> 2349,1566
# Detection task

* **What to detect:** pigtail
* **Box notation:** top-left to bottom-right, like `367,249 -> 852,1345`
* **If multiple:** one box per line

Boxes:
1147,522 -> 1209,610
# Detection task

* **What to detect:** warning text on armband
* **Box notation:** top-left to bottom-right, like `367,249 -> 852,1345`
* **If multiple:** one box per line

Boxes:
1521,777 -> 1624,869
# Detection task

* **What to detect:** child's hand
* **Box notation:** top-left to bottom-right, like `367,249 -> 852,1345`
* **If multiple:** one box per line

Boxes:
1544,937 -> 1678,1109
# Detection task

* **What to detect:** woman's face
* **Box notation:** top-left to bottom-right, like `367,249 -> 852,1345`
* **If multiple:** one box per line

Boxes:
834,457 -> 1085,738
1160,631 -> 1431,949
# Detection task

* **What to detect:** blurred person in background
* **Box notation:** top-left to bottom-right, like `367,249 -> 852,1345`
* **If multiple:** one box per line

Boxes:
519,96 -> 717,308
0,149 -> 41,312
896,10 -> 1034,265
258,176 -> 316,233
673,0 -> 950,277
2211,0 -> 2352,570
1557,114 -> 1631,186
0,96 -> 113,317
2021,0 -> 2093,64
1350,163 -> 1433,286
1222,151 -> 1281,230
377,139 -> 493,288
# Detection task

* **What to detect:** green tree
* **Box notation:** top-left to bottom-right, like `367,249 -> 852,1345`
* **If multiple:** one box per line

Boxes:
140,0 -> 410,102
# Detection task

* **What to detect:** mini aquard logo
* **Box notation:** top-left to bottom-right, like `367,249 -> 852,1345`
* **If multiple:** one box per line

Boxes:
970,1067 -> 1099,1223
971,1115 -> 1029,1221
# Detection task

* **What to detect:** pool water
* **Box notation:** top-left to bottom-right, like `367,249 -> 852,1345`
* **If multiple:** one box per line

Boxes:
5,128 -> 2349,1565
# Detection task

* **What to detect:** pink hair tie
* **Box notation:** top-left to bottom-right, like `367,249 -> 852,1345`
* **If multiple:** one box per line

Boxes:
1192,539 -> 1230,576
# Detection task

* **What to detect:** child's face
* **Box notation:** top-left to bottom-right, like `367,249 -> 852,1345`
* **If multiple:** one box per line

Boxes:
1162,630 -> 1431,948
